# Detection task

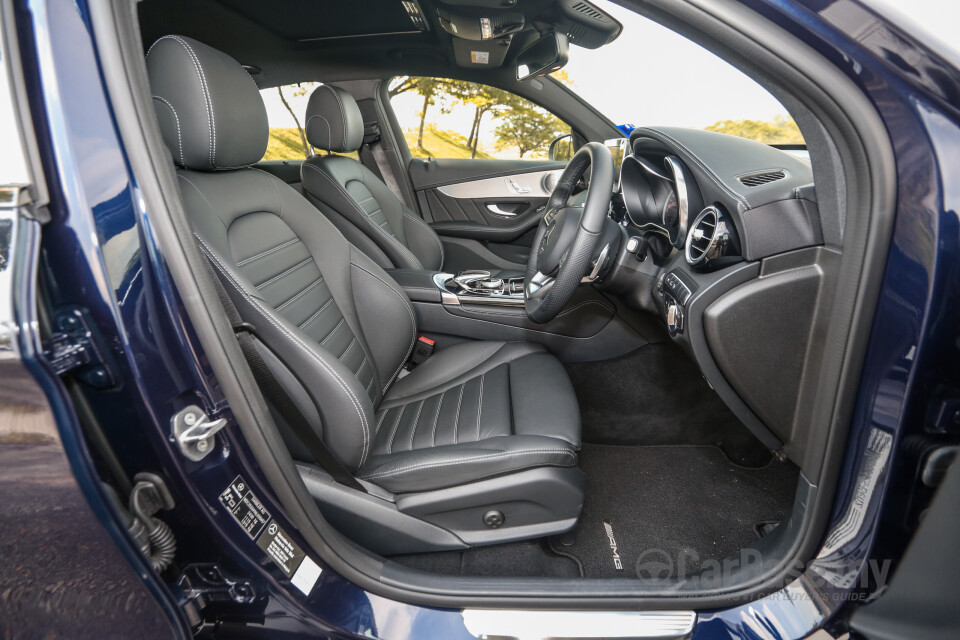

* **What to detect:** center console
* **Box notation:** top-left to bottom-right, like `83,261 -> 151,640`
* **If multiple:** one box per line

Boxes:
383,268 -> 658,362
435,270 -> 526,307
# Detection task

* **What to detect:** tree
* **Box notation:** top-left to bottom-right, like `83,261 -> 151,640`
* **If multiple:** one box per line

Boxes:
388,76 -> 450,152
493,96 -> 567,159
441,81 -> 513,158
276,83 -> 318,158
704,115 -> 803,145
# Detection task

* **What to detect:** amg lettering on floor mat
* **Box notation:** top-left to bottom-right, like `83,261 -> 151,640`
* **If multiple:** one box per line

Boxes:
603,521 -> 624,570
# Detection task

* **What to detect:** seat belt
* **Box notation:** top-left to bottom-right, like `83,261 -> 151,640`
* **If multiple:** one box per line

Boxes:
201,254 -> 368,493
356,98 -> 407,204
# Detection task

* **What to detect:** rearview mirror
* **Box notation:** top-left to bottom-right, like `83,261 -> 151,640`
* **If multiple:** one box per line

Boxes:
516,32 -> 570,82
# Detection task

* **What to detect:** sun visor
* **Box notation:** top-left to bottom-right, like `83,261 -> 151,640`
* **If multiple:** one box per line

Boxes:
451,35 -> 512,69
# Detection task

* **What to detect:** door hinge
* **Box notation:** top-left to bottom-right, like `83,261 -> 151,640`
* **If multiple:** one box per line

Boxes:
42,306 -> 115,388
175,564 -> 257,632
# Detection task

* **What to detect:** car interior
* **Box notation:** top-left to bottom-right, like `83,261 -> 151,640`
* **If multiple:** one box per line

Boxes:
94,0 -> 889,601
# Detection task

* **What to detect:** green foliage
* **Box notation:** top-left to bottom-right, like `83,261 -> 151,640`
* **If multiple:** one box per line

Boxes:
390,76 -> 569,159
494,96 -> 567,159
704,115 -> 804,145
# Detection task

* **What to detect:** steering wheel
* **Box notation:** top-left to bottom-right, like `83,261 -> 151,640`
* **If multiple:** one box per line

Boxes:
525,141 -> 614,323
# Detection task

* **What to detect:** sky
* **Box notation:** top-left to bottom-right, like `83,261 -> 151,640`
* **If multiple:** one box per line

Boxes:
1,0 -> 958,180
259,0 -> 960,134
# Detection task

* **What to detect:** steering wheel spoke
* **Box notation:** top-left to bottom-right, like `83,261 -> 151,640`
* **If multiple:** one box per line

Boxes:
525,271 -> 556,299
524,142 -> 614,323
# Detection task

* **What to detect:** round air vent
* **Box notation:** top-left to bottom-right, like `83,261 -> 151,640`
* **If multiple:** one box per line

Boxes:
685,206 -> 728,267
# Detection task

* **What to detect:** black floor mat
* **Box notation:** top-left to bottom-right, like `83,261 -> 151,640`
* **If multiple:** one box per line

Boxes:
391,538 -> 580,577
550,444 -> 799,578
564,343 -> 773,467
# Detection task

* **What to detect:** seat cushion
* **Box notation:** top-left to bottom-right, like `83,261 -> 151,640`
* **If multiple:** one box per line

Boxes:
357,342 -> 581,493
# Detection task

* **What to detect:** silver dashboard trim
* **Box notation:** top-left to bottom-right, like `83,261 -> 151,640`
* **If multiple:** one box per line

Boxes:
664,155 -> 689,247
435,169 -> 564,199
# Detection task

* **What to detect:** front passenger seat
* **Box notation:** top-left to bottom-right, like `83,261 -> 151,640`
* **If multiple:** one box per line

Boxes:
300,85 -> 443,272
146,35 -> 583,553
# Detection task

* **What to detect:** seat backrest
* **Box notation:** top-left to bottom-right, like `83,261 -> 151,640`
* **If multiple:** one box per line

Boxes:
146,35 -> 416,471
299,85 -> 444,272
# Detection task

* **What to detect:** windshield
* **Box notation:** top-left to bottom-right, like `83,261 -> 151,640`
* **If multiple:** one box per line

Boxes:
557,0 -> 803,146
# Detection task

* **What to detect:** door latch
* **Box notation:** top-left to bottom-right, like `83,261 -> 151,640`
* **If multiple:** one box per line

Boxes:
42,306 -> 115,388
172,405 -> 227,461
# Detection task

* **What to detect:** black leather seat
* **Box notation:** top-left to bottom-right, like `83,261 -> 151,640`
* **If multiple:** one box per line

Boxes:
299,85 -> 519,277
146,35 -> 582,551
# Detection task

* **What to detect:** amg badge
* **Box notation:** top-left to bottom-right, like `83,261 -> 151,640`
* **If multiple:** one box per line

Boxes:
603,521 -> 623,570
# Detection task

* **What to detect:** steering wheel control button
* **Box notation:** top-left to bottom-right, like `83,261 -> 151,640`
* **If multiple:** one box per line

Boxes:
483,510 -> 505,529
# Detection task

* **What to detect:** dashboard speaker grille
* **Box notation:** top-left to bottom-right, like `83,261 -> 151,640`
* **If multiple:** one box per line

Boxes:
737,170 -> 786,187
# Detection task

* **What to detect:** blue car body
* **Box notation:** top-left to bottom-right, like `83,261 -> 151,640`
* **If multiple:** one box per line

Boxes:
1,0 -> 958,637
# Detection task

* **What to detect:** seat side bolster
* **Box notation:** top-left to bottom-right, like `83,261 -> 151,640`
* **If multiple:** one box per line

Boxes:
357,435 -> 578,493
196,237 -> 376,471
349,248 -> 417,395
401,209 -> 444,271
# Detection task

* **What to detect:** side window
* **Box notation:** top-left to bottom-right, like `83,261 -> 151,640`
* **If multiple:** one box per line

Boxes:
388,77 -> 572,161
260,83 -> 358,161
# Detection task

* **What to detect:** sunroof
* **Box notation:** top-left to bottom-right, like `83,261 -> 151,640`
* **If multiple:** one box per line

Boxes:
216,0 -> 429,41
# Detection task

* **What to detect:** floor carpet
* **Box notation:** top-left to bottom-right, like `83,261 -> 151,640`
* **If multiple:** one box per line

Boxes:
550,443 -> 799,578
564,343 -> 774,467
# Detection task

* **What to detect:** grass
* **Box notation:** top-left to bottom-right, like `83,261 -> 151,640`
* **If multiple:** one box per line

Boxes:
263,128 -> 358,162
403,125 -> 492,160
265,125 -> 490,161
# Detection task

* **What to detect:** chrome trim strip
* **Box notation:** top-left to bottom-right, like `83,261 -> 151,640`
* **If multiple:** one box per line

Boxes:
433,272 -> 526,307
486,203 -> 519,217
461,609 -> 697,639
435,169 -> 564,199
664,156 -> 689,246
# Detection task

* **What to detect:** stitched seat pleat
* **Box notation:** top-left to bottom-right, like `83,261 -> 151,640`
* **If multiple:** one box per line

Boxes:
230,212 -> 377,400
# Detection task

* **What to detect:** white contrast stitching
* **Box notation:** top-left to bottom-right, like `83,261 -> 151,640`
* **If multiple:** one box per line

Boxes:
166,36 -> 215,169
401,210 -> 445,269
350,262 -> 416,393
407,399 -> 426,451
195,236 -> 371,466
237,238 -> 299,266
359,448 -> 576,480
302,162 -> 424,269
476,374 -> 484,442
151,96 -> 184,165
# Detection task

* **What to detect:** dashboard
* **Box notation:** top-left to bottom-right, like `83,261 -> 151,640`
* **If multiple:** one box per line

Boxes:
598,126 -> 824,453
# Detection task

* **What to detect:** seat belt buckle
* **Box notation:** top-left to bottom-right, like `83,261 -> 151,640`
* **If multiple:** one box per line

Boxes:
409,336 -> 435,367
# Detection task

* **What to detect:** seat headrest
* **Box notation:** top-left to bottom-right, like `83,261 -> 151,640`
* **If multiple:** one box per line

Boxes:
304,85 -> 364,153
146,35 -> 268,171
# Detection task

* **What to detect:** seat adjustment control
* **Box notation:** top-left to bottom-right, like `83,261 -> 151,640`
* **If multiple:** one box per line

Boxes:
483,510 -> 505,528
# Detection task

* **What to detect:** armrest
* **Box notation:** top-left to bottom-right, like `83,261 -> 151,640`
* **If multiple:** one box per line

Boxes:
385,269 -> 443,303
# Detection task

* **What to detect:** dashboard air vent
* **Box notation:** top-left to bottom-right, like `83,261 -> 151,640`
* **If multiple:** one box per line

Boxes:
737,170 -> 786,187
685,206 -> 724,267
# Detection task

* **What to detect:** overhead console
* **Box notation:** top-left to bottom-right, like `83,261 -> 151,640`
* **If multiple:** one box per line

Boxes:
434,0 -> 622,70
